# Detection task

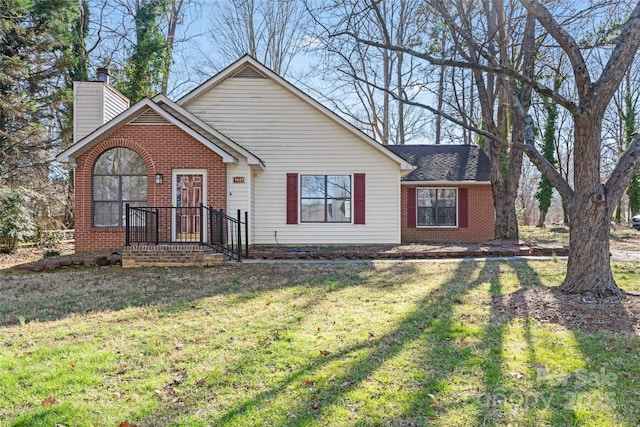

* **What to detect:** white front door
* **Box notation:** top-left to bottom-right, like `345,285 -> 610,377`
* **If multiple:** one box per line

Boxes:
172,170 -> 207,242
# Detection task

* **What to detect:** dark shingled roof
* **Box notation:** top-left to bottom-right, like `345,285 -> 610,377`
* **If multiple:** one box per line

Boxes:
386,144 -> 491,182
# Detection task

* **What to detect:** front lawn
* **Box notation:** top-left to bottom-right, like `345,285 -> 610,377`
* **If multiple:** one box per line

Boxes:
1,261 -> 640,426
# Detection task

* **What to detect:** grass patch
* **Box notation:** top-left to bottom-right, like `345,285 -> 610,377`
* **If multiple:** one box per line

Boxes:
520,224 -> 640,252
1,261 -> 639,426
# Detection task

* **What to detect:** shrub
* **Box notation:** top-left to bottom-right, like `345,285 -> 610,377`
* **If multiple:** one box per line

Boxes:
43,249 -> 60,258
0,187 -> 37,253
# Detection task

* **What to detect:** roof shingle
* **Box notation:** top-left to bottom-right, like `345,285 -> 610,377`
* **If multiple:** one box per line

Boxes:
387,144 -> 491,182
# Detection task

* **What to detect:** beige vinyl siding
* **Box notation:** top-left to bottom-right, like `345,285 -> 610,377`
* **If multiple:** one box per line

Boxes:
73,82 -> 103,142
73,82 -> 129,143
250,169 -> 256,244
226,160 -> 250,243
103,85 -> 130,122
185,78 -> 401,244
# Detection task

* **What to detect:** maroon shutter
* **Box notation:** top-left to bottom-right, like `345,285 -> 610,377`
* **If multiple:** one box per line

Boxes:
354,173 -> 365,224
286,173 -> 298,224
458,187 -> 468,228
407,187 -> 416,228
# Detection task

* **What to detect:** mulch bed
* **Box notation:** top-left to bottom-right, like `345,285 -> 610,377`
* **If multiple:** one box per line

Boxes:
493,286 -> 640,335
248,241 -> 568,260
4,240 -> 568,272
6,250 -> 121,273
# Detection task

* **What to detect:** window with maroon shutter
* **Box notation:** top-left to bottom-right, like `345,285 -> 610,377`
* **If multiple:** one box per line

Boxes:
300,175 -> 351,223
407,187 -> 416,228
413,187 -> 460,227
286,173 -> 298,224
458,187 -> 468,228
354,173 -> 365,224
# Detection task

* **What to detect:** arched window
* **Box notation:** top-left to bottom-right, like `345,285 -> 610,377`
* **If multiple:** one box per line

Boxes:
93,147 -> 147,227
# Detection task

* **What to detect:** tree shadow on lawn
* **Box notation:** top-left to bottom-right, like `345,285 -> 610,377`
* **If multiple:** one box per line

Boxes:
386,260 -> 637,426
484,261 -> 636,426
144,261 -> 506,425
139,261 -> 464,425
5,262 -> 428,425
515,261 -> 637,425
5,261 -> 639,426
0,263 -> 389,326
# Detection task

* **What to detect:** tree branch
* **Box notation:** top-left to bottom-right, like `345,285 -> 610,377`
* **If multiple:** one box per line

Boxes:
328,28 -> 579,114
520,114 -> 574,202
504,74 -> 575,201
341,66 -> 512,147
519,0 -> 591,100
593,2 -> 640,114
605,133 -> 640,213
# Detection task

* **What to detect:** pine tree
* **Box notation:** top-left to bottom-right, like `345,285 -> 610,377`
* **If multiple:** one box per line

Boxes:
0,0 -> 44,185
0,0 -> 81,234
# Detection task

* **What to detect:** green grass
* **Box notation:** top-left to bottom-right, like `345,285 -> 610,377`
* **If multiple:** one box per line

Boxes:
1,261 -> 640,426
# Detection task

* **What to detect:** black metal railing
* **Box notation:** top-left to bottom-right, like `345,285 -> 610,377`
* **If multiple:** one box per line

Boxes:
125,204 -> 249,261
205,206 -> 249,261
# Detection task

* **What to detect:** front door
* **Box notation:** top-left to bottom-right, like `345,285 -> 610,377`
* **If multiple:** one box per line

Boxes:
172,170 -> 206,242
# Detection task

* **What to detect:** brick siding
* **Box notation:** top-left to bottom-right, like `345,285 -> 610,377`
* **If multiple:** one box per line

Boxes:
74,124 -> 227,252
121,245 -> 223,267
400,184 -> 495,243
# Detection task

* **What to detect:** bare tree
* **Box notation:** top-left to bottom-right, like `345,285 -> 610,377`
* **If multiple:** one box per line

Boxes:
161,0 -> 187,95
307,0 -> 427,145
207,0 -> 308,76
327,0 -> 640,297
440,0 -> 640,296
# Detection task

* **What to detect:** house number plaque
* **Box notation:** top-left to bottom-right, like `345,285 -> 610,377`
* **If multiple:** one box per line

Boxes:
233,176 -> 245,183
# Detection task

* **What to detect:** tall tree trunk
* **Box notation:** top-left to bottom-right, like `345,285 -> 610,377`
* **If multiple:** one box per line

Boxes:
435,31 -> 446,145
382,48 -> 390,144
64,168 -> 75,228
492,182 -> 520,239
560,119 -> 622,298
562,198 -> 619,297
492,117 -> 524,241
396,51 -> 405,145
161,0 -> 184,95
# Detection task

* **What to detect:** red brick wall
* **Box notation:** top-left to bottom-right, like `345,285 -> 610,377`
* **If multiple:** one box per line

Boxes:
74,125 -> 227,252
400,184 -> 495,243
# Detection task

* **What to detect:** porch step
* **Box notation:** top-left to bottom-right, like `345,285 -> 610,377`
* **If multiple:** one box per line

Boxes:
203,252 -> 224,265
122,244 -> 225,268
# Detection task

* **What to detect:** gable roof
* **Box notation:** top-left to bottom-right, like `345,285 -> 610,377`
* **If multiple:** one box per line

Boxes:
178,55 -> 414,172
152,94 -> 264,167
57,98 -> 245,165
387,145 -> 491,183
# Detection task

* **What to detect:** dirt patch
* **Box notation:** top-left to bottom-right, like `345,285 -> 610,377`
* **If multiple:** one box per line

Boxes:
0,243 -> 74,269
493,286 -> 640,335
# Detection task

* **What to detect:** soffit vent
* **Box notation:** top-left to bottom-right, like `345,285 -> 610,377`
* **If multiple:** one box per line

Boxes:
131,109 -> 169,124
233,66 -> 266,79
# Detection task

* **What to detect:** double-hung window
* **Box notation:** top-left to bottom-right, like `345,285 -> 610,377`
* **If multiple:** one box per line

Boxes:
417,188 -> 457,227
300,175 -> 351,223
93,147 -> 147,227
